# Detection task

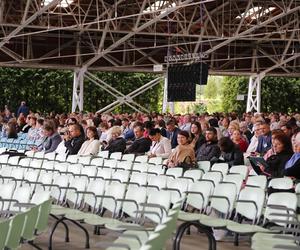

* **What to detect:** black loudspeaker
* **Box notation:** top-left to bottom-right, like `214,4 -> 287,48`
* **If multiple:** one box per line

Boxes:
167,62 -> 208,102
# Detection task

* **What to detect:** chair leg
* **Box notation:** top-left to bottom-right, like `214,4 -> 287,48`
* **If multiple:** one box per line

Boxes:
48,217 -> 65,250
50,214 -> 69,242
234,232 -> 239,246
68,219 -> 90,249
28,240 -> 42,250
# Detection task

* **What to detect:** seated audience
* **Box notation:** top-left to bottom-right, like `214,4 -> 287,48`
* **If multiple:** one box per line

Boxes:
64,123 -> 85,155
246,124 -> 261,154
231,129 -> 248,152
102,126 -> 126,154
166,120 -> 181,149
38,120 -> 61,153
147,128 -> 171,158
190,121 -> 205,154
256,122 -> 272,155
259,133 -> 293,178
78,126 -> 100,156
284,131 -> 300,179
167,131 -> 195,168
124,123 -> 151,155
197,127 -> 221,162
217,137 -> 244,167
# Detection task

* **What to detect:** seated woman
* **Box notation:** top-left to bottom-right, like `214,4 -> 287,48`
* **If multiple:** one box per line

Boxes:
102,126 -> 126,154
190,121 -> 206,155
284,131 -> 300,179
217,137 -> 244,168
166,131 -> 196,168
231,129 -> 248,152
147,128 -> 172,158
258,133 -> 293,178
78,126 -> 100,156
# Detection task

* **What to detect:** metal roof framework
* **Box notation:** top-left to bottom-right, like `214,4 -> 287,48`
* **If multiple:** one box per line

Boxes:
0,0 -> 300,112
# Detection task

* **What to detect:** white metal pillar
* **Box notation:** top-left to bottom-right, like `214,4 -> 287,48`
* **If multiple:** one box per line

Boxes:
72,67 -> 86,112
162,75 -> 174,114
246,74 -> 264,113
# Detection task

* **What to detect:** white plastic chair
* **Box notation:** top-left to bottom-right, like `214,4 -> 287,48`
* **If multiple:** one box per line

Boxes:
78,156 -> 92,165
201,171 -> 223,187
268,177 -> 294,190
181,169 -> 203,182
147,165 -> 165,176
166,178 -> 189,204
103,159 -> 118,169
97,150 -> 109,159
223,174 -> 244,195
67,155 -> 78,164
116,161 -> 132,171
147,175 -> 168,192
90,158 -> 104,167
44,152 -> 56,161
211,163 -> 229,177
135,155 -> 148,163
110,152 -> 123,160
110,170 -> 130,184
246,175 -> 267,189
0,183 -> 15,210
229,165 -> 249,180
132,163 -> 149,173
197,161 -> 211,173
128,172 -> 148,187
165,167 -> 183,179
34,151 -> 45,159
148,157 -> 163,165
10,186 -> 31,212
122,154 -> 135,162
84,179 -> 106,210
7,156 -> 20,166
31,190 -> 51,205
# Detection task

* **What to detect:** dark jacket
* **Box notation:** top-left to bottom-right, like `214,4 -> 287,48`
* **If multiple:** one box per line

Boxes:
284,157 -> 300,179
105,137 -> 126,154
124,137 -> 152,155
256,133 -> 272,155
221,145 -> 244,167
166,127 -> 181,149
265,151 -> 293,178
65,135 -> 85,155
193,134 -> 206,155
197,141 -> 221,161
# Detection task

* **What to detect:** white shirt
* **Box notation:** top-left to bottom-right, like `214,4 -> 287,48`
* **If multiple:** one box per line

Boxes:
148,136 -> 172,158
246,135 -> 258,153
78,139 -> 101,156
180,123 -> 191,132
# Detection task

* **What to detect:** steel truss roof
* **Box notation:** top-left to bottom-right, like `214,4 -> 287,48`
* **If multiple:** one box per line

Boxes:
0,0 -> 300,76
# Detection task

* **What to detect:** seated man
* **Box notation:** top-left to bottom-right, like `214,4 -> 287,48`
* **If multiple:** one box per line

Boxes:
39,120 -> 62,153
64,123 -> 85,155
124,123 -> 151,155
197,127 -> 221,162
256,122 -> 272,155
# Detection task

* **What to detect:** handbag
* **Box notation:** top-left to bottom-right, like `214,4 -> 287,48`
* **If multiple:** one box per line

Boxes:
176,156 -> 197,172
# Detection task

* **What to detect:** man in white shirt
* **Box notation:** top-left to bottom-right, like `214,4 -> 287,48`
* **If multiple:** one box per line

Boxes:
180,114 -> 192,132
148,128 -> 172,158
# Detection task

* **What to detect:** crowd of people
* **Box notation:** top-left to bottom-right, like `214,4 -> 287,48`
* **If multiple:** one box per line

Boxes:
0,101 -> 300,180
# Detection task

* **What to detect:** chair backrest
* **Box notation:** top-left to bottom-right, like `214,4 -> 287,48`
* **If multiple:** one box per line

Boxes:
68,163 -> 83,175
102,183 -> 126,216
35,199 -> 52,234
31,191 -> 51,205
146,190 -> 171,224
182,169 -> 203,182
51,175 -> 69,202
0,154 -> 9,165
236,186 -> 265,222
11,186 -> 31,211
90,157 -> 104,167
121,154 -> 135,162
81,165 -> 97,178
122,186 -> 147,219
132,162 -> 149,173
116,161 -> 132,171
22,205 -> 40,241
110,152 -> 123,160
165,167 -> 183,179
97,168 -> 113,180
103,159 -> 117,169
110,170 -> 130,184
268,177 -> 294,190
19,158 -> 31,167
42,161 -> 55,171
56,154 -> 66,162
44,152 -> 56,161
97,150 -> 109,158
34,151 -> 45,159
5,213 -> 26,249
264,192 -> 297,225
129,172 -> 148,187
197,161 -> 211,173
54,162 -> 69,173
7,156 -> 20,166
202,171 -> 223,187
78,156 -> 92,165
85,179 -> 106,209
211,163 -> 229,177
147,175 -> 168,191
148,157 -> 163,165
223,174 -> 244,195
0,183 -> 15,210
210,182 -> 237,216
0,219 -> 10,249
246,175 -> 267,189
67,154 -> 78,163
186,181 -> 214,211
147,165 -> 165,176
66,178 -> 87,206
167,178 -> 189,204
135,155 -> 148,163
229,165 -> 249,180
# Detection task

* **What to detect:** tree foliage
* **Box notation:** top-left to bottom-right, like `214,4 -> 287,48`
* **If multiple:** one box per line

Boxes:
0,68 -> 162,114
222,76 -> 300,113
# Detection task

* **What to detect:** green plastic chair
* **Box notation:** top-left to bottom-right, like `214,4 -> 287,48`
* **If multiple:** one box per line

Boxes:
22,205 -> 40,242
5,213 -> 26,249
0,219 -> 10,249
35,199 -> 52,234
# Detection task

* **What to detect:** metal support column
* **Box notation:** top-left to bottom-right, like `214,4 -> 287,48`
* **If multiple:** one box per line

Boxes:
72,67 -> 86,112
246,74 -> 264,113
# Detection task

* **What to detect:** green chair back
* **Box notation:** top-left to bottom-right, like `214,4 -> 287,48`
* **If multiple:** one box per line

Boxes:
35,199 -> 52,234
22,205 -> 40,241
0,219 -> 10,249
5,213 -> 26,249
